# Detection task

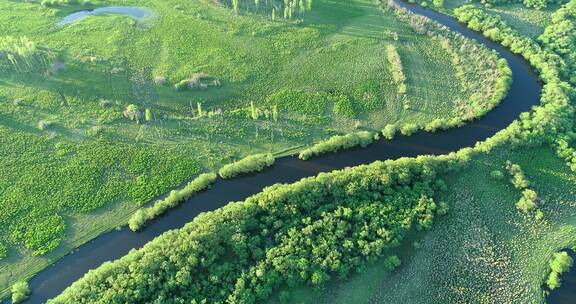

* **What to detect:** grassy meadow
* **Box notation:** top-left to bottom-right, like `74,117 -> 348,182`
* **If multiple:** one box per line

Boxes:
0,0 -> 506,298
483,3 -> 559,38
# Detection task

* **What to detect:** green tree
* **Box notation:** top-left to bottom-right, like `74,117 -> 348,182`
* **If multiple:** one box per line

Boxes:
272,105 -> 279,122
123,104 -> 141,123
11,281 -> 30,304
145,108 -> 152,122
232,0 -> 239,15
197,102 -> 204,117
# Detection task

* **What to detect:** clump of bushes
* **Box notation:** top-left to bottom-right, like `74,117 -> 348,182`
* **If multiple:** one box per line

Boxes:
505,161 -> 530,189
37,120 -> 54,130
382,255 -> 402,271
11,281 -> 30,304
129,173 -> 217,231
298,131 -> 375,160
218,153 -> 275,179
382,124 -> 397,139
400,123 -> 419,136
504,161 -> 542,217
546,251 -> 574,290
175,73 -> 221,91
123,104 -> 142,123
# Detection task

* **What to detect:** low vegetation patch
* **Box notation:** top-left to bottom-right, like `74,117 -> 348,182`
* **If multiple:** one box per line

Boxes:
219,153 -> 275,179
128,173 -> 218,231
546,251 -> 574,290
174,73 -> 221,91
298,131 -> 376,160
11,281 -> 30,304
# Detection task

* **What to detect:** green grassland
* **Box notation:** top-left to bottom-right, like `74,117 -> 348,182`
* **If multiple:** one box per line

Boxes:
272,146 -> 576,304
483,3 -> 558,38
0,0 -> 505,297
440,1 -> 558,38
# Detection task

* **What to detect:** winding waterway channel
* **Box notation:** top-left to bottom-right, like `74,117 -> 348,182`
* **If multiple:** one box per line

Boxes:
14,1 -> 558,303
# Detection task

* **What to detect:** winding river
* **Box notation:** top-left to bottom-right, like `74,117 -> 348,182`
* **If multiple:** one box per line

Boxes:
16,2 -> 552,303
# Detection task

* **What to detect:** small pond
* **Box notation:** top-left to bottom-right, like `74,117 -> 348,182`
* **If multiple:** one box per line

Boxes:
57,6 -> 153,26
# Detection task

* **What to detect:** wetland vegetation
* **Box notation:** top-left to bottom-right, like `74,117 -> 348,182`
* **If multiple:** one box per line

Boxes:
1,0 -> 576,302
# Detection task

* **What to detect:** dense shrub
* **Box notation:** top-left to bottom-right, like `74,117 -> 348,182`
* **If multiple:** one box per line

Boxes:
9,214 -> 66,256
219,153 -> 275,179
400,123 -> 419,136
504,161 -> 542,215
546,251 -> 574,290
505,160 -> 531,189
555,134 -> 576,171
382,124 -> 397,139
129,173 -> 218,231
11,281 -> 30,304
50,156 -> 451,304
298,131 -> 375,160
539,0 -> 576,85
0,125 -> 203,256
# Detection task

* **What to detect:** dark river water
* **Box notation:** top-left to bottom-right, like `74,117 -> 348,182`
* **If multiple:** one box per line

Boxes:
13,1 -> 558,303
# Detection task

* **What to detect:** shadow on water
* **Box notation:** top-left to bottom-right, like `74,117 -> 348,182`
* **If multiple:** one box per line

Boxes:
547,249 -> 576,304
13,1 -> 547,303
56,6 -> 153,26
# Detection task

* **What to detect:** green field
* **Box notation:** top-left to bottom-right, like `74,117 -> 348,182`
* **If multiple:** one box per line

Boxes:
0,0 -> 506,297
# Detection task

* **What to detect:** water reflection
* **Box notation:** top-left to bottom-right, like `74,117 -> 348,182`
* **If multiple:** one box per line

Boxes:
57,6 -> 153,26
